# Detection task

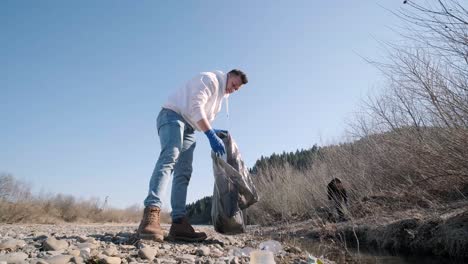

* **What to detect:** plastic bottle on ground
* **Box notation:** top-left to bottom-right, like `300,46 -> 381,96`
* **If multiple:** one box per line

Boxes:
258,240 -> 283,254
250,250 -> 275,264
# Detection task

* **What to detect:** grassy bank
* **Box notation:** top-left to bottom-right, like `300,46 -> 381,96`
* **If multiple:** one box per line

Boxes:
255,199 -> 468,261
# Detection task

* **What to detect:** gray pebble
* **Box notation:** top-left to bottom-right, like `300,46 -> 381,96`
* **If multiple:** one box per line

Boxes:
195,246 -> 210,256
44,250 -> 64,256
156,258 -> 177,264
29,259 -> 49,264
138,247 -> 157,261
43,237 -> 68,251
67,249 -> 80,257
45,254 -> 73,264
161,244 -> 171,250
79,248 -> 91,259
76,243 -> 98,250
213,244 -> 223,250
176,254 -> 196,263
73,256 -> 85,264
103,245 -> 119,257
0,239 -> 26,251
230,257 -> 240,264
119,245 -> 134,250
100,256 -> 122,264
0,252 -> 28,264
210,248 -> 223,257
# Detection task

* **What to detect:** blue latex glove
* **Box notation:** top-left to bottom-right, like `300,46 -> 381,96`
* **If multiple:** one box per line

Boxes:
213,129 -> 228,135
205,129 -> 226,156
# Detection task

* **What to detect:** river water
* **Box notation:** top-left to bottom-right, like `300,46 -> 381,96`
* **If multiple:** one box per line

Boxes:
292,237 -> 466,264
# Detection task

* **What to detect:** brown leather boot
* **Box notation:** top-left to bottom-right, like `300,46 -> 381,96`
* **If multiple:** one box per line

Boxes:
137,206 -> 164,242
168,217 -> 207,242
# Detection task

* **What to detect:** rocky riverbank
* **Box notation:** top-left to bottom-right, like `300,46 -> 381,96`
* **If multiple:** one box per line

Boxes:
0,224 -> 330,264
255,200 -> 468,262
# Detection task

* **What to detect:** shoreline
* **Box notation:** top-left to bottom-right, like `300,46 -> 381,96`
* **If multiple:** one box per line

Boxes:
1,199 -> 467,263
253,200 -> 468,262
0,223 -> 330,264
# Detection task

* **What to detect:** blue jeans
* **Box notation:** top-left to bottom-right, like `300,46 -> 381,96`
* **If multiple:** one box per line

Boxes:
144,108 -> 196,220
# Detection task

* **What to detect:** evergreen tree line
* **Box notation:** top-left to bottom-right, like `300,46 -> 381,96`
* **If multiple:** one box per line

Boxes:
186,196 -> 212,224
250,144 -> 319,175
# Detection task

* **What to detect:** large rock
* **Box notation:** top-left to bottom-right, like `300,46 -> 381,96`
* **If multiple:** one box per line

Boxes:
77,242 -> 98,250
43,237 -> 68,251
103,245 -> 119,257
73,256 -> 85,264
195,246 -> 210,256
210,248 -> 223,257
45,255 -> 74,264
79,248 -> 91,259
161,244 -> 171,250
67,249 -> 81,257
0,252 -> 28,264
138,247 -> 157,261
29,259 -> 49,264
0,239 -> 26,250
100,256 -> 121,264
119,245 -> 134,250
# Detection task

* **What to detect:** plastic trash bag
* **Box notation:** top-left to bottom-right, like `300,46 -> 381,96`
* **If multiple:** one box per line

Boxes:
259,240 -> 283,254
211,131 -> 259,234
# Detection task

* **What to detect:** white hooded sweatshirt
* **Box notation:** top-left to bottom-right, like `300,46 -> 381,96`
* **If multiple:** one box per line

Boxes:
163,71 -> 229,131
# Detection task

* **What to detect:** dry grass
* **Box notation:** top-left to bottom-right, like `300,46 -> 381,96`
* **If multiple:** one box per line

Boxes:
0,174 -> 171,224
248,127 -> 468,225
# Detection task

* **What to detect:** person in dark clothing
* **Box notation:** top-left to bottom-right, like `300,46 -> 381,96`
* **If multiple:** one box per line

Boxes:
327,178 -> 348,222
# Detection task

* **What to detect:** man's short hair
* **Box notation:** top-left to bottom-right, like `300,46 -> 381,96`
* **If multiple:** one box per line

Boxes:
229,69 -> 248,84
332,178 -> 342,184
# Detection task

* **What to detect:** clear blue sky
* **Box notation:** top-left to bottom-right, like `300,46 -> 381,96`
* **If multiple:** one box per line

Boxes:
1,1 -> 404,209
